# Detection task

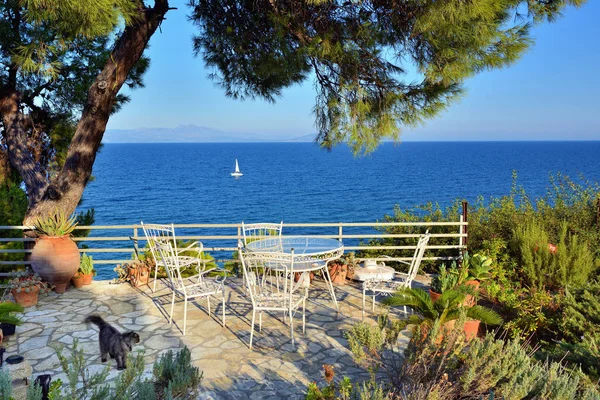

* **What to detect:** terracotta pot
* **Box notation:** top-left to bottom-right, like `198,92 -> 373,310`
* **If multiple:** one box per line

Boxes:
12,286 -> 40,307
429,289 -> 442,302
31,235 -> 80,294
464,280 -> 480,306
72,273 -> 93,288
463,319 -> 480,340
346,268 -> 355,280
328,264 -> 348,285
129,264 -> 150,287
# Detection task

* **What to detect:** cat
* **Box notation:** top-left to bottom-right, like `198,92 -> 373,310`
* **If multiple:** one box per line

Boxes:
84,314 -> 140,370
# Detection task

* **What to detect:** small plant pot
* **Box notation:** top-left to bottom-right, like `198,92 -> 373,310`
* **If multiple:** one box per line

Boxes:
346,268 -> 355,280
72,273 -> 94,288
429,289 -> 442,302
463,280 -> 480,306
328,264 -> 347,285
0,323 -> 16,336
12,286 -> 40,307
463,319 -> 480,340
129,265 -> 150,287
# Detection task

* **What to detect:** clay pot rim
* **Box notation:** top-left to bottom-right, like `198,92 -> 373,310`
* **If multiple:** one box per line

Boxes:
73,272 -> 94,278
37,235 -> 73,239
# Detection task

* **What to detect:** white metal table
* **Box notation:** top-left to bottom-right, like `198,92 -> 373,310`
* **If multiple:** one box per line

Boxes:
245,236 -> 344,310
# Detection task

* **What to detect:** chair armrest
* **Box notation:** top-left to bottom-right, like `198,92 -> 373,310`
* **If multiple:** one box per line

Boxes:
177,241 -> 202,253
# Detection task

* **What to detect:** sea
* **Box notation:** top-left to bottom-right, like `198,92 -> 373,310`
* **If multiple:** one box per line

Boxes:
78,141 -> 600,278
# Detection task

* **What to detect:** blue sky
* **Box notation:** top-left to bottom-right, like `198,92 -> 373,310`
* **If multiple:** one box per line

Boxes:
107,0 -> 600,141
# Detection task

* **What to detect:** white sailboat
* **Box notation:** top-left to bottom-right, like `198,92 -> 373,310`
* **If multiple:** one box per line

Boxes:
231,159 -> 243,177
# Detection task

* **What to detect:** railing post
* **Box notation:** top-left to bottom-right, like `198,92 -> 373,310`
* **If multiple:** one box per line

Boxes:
461,200 -> 469,250
338,223 -> 343,241
237,225 -> 242,247
133,227 -> 140,260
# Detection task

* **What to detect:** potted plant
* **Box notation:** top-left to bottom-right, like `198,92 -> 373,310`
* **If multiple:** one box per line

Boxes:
8,270 -> 53,307
72,253 -> 96,288
344,252 -> 359,280
0,301 -> 24,339
429,263 -> 460,301
327,261 -> 347,285
382,287 -> 502,341
465,253 -> 493,292
114,260 -> 152,287
30,209 -> 80,294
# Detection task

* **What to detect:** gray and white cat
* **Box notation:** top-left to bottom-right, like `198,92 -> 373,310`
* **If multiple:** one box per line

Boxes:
84,314 -> 140,370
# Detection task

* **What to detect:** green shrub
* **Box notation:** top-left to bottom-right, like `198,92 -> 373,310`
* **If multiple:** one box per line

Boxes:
515,220 -> 597,290
153,347 -> 202,399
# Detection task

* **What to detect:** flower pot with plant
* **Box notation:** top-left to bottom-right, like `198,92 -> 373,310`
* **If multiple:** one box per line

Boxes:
327,261 -> 348,285
30,210 -> 80,294
9,271 -> 53,307
0,301 -> 24,339
344,252 -> 359,280
72,253 -> 96,288
382,287 -> 502,342
465,253 -> 493,292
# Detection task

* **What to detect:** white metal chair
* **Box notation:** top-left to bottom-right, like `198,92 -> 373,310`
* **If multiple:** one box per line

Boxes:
241,221 -> 283,248
141,222 -> 207,292
238,248 -> 308,349
154,239 -> 226,335
362,231 -> 431,319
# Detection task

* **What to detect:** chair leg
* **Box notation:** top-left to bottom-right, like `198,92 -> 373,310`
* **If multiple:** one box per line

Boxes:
302,298 -> 306,335
183,298 -> 188,336
322,266 -> 339,311
289,307 -> 295,347
152,263 -> 159,292
362,288 -> 366,321
169,292 -> 175,324
249,310 -> 256,350
207,296 -> 211,316
372,294 -> 376,313
222,288 -> 226,327
404,305 -> 408,315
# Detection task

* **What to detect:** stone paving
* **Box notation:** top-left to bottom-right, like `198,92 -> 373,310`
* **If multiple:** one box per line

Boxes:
3,276 -> 428,399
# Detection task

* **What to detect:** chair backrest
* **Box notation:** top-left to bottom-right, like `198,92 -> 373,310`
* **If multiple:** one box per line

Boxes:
141,222 -> 178,266
241,221 -> 283,247
405,231 -> 431,284
153,238 -> 187,294
238,248 -> 295,309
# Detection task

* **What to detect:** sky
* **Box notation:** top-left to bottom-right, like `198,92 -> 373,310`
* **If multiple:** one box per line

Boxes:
106,0 -> 600,141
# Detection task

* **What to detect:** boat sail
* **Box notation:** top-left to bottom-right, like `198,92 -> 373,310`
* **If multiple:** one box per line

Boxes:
231,159 -> 243,177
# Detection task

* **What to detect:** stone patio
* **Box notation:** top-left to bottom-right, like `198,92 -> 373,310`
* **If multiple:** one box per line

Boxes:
3,276 -> 427,399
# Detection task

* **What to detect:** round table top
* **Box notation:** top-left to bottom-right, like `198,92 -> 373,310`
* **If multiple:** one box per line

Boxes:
246,236 -> 343,256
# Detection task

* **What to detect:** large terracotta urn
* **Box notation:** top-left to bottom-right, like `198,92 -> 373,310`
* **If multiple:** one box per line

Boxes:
31,236 -> 80,294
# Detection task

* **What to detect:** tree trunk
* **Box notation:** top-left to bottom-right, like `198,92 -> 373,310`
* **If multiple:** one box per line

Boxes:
22,0 -> 171,226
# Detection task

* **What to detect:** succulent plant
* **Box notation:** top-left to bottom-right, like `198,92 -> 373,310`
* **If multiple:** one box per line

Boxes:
33,209 -> 78,237
79,253 -> 96,275
8,270 -> 53,294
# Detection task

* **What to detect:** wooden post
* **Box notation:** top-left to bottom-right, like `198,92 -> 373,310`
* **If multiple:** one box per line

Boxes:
461,200 -> 469,249
132,227 -> 140,260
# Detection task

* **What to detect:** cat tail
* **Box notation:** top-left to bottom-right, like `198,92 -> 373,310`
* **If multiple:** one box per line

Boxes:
84,314 -> 107,328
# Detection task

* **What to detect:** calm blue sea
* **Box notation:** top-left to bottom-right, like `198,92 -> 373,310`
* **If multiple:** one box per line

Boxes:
79,141 -> 600,278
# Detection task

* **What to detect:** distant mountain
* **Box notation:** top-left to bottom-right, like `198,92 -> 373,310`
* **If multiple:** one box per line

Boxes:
102,124 -> 313,143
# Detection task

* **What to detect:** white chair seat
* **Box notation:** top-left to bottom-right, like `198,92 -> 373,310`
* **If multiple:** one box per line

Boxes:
354,265 -> 395,282
178,279 -> 223,297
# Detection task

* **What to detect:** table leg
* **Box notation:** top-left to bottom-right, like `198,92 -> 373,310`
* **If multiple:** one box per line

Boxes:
322,265 -> 339,311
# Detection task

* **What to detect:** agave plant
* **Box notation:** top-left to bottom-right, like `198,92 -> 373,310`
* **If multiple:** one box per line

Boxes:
381,287 -> 503,327
33,209 -> 78,237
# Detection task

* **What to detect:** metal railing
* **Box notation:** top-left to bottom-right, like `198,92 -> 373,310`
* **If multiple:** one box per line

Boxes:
0,218 -> 467,271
